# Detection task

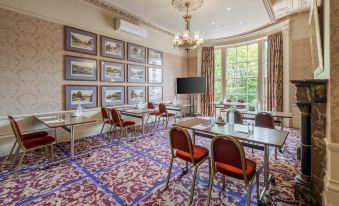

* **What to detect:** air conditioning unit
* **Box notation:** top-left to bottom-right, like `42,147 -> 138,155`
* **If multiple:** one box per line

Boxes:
115,18 -> 148,38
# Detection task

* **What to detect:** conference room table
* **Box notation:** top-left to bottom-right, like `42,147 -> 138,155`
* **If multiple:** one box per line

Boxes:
173,118 -> 289,204
154,101 -> 194,120
35,114 -> 98,159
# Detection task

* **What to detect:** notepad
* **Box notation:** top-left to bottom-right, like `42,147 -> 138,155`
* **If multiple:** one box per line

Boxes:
44,119 -> 64,124
192,124 -> 211,130
234,124 -> 249,134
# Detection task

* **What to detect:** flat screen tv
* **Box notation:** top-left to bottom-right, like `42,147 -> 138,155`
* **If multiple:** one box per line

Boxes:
176,77 -> 207,94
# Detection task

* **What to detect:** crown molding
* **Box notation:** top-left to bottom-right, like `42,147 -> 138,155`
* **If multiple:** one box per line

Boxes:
263,0 -> 276,23
81,0 -> 176,36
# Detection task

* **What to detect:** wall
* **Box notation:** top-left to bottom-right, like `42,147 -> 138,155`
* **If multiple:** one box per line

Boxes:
0,1 -> 187,156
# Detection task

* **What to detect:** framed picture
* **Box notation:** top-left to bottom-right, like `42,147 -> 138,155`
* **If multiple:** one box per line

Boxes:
148,67 -> 163,83
65,56 -> 97,81
65,26 -> 97,55
101,36 -> 125,59
148,86 -> 163,102
101,86 -> 125,106
148,48 -> 163,66
127,43 -> 146,63
65,85 -> 98,110
100,61 -> 125,82
128,64 -> 146,83
128,86 -> 146,104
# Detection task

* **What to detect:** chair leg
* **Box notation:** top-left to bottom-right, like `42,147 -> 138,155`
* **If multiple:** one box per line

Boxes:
275,147 -> 278,160
7,140 -> 17,160
246,182 -> 253,206
100,123 -> 106,136
51,145 -> 55,161
165,117 -> 168,129
165,157 -> 174,189
222,174 -> 226,190
45,147 -> 49,161
13,151 -> 25,177
256,172 -> 259,199
10,145 -> 21,169
189,165 -> 199,204
146,115 -> 150,124
206,158 -> 213,206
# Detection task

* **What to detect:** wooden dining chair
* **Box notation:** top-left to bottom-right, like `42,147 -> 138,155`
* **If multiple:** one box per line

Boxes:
206,135 -> 259,206
99,107 -> 115,137
255,112 -> 279,159
158,103 -> 176,128
8,116 -> 56,176
220,99 -> 232,116
226,109 -> 244,124
111,109 -> 136,142
165,126 -> 210,204
146,102 -> 160,125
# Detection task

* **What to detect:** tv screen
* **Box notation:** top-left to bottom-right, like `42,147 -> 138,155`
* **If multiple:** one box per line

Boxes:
176,77 -> 207,94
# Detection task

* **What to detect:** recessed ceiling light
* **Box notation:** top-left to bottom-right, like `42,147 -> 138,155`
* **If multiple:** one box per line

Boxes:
211,22 -> 216,25
227,7 -> 231,10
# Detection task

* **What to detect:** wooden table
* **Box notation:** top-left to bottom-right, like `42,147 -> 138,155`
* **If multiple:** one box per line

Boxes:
173,118 -> 289,204
35,114 -> 97,159
116,107 -> 157,135
154,102 -> 193,120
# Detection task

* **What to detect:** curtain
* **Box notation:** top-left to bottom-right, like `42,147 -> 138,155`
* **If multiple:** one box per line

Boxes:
200,47 -> 215,116
267,32 -> 283,112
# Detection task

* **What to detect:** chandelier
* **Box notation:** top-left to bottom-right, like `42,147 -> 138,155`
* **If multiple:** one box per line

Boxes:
172,0 -> 204,51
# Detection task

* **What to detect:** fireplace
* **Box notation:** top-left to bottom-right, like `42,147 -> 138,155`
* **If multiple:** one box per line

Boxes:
290,79 -> 327,205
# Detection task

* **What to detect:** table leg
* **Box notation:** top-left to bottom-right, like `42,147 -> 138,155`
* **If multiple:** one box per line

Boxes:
192,129 -> 196,144
259,144 -> 271,204
142,113 -> 145,135
280,118 -> 284,131
70,125 -> 75,159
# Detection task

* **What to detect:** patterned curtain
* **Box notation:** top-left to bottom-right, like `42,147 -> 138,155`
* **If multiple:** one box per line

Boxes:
267,32 -> 283,112
200,47 -> 215,116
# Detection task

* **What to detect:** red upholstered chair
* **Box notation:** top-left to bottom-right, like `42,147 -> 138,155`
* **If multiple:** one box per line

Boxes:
255,112 -> 279,159
227,109 -> 244,124
8,116 -> 56,176
206,136 -> 259,206
146,102 -> 160,125
158,103 -> 176,128
220,99 -> 232,116
165,126 -> 210,204
236,99 -> 246,109
99,107 -> 115,137
111,109 -> 136,142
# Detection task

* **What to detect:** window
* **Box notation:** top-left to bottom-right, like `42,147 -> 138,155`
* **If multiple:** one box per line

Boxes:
225,43 -> 259,106
214,49 -> 222,102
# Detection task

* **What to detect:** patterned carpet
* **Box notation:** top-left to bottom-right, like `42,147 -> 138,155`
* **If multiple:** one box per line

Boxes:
0,120 -> 300,206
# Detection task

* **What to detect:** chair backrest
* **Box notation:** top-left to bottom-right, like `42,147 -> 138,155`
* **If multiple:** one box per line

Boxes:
223,99 -> 232,109
169,126 -> 194,162
159,103 -> 167,114
255,112 -> 275,129
8,116 -> 23,142
111,109 -> 122,125
148,102 -> 155,109
227,110 -> 243,124
236,99 -> 246,109
101,107 -> 110,120
211,136 -> 249,182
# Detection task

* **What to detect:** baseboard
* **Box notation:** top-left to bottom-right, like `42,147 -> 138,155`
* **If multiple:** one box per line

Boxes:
324,141 -> 339,205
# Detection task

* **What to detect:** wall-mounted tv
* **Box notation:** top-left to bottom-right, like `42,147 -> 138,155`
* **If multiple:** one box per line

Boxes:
176,77 -> 207,94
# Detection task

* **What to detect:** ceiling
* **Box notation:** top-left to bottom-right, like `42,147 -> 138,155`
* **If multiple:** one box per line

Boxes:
99,0 -> 272,40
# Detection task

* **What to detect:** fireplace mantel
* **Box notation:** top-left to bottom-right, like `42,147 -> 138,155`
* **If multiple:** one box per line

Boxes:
290,79 -> 328,205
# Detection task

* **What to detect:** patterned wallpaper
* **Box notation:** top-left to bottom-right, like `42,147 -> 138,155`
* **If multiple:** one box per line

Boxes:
0,8 -> 187,116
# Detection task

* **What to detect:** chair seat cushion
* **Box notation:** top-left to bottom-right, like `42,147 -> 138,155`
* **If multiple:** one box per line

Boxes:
149,112 -> 160,116
106,119 -> 124,124
215,159 -> 256,180
176,145 -> 209,163
23,136 -> 55,149
22,131 -> 48,140
116,120 -> 135,127
159,113 -> 176,117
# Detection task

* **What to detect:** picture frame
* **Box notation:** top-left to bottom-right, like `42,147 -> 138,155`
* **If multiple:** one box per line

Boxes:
127,86 -> 146,104
65,85 -> 98,110
127,43 -> 146,63
147,48 -> 163,66
127,64 -> 146,83
148,67 -> 163,84
148,86 -> 163,102
65,56 -> 97,81
100,36 -> 125,59
65,26 -> 97,55
101,86 -> 125,106
100,61 -> 125,82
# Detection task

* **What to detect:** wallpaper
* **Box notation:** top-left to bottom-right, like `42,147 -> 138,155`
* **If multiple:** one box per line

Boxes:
0,8 -> 187,116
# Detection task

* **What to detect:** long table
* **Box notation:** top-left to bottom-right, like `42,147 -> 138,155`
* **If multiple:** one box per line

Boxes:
35,114 -> 98,159
173,118 -> 289,204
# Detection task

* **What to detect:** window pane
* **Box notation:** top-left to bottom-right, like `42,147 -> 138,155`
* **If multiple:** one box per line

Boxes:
236,46 -> 247,63
227,47 -> 236,63
214,79 -> 222,102
248,43 -> 258,61
248,95 -> 257,107
236,63 -> 247,77
247,62 -> 258,77
247,78 -> 257,93
226,63 -> 236,77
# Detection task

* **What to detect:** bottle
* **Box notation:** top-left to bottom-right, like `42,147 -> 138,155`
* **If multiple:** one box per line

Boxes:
228,109 -> 234,125
76,102 -> 83,117
173,96 -> 177,104
257,102 -> 261,112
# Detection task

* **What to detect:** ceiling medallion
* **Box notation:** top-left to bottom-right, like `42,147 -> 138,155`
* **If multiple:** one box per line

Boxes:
172,0 -> 204,51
